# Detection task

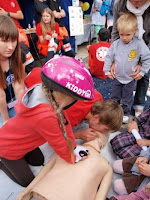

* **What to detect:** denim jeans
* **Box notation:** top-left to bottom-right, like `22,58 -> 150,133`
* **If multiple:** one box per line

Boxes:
133,70 -> 150,111
111,79 -> 136,116
0,107 -> 16,127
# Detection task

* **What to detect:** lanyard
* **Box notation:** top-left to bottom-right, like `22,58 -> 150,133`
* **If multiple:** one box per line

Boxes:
7,58 -> 14,101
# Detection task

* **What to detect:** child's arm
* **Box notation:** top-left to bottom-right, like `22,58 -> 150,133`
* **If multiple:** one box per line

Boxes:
16,154 -> 57,200
95,165 -> 113,200
137,139 -> 150,148
103,44 -> 115,78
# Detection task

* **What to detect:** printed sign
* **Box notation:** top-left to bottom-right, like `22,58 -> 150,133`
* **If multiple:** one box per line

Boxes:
69,6 -> 83,36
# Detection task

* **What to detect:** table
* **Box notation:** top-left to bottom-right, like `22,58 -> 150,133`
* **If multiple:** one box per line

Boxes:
23,28 -> 36,35
24,28 -> 43,66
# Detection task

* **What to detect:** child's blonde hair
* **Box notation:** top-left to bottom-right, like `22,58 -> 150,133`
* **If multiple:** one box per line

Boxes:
117,12 -> 138,32
42,85 -> 75,163
91,100 -> 123,132
41,8 -> 55,38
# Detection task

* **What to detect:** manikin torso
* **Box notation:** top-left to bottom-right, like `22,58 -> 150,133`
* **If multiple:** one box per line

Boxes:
31,134 -> 112,200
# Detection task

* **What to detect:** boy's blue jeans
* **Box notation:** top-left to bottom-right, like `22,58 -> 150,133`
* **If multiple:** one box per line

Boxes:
0,107 -> 16,127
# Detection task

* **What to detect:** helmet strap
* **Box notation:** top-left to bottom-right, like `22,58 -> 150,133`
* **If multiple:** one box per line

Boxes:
63,100 -> 77,110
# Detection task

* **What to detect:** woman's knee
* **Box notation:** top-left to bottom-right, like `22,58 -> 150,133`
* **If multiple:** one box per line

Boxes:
24,148 -> 44,166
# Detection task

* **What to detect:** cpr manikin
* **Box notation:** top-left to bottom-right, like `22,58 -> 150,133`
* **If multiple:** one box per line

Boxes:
16,132 -> 113,200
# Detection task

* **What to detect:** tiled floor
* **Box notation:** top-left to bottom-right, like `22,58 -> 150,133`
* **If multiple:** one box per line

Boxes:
76,39 -> 96,59
76,42 -> 89,59
76,40 -> 96,68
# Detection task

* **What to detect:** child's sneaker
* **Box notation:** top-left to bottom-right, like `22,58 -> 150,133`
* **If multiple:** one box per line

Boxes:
123,116 -> 129,124
135,109 -> 143,117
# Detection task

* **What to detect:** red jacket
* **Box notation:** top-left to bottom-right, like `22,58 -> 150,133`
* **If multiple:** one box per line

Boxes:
66,90 -> 103,127
89,42 -> 111,79
0,85 -> 76,163
0,0 -> 22,28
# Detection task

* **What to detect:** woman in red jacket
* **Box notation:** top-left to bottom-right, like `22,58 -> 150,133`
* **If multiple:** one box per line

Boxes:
36,8 -> 60,60
0,56 -> 94,187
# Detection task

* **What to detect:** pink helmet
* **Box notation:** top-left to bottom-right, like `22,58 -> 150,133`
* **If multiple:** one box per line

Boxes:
41,56 -> 94,100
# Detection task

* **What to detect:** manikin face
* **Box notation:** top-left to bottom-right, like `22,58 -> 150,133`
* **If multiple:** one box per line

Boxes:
130,0 -> 148,8
119,29 -> 136,44
88,115 -> 110,134
0,37 -> 17,59
42,12 -> 51,24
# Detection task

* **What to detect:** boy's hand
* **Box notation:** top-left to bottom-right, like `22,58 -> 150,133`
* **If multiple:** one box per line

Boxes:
138,162 -> 150,176
74,128 -> 98,142
136,139 -> 150,147
110,62 -> 116,79
127,121 -> 139,133
108,74 -> 115,79
136,156 -> 148,165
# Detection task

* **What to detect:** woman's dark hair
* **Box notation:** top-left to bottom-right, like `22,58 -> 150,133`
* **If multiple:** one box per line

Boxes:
0,15 -> 24,89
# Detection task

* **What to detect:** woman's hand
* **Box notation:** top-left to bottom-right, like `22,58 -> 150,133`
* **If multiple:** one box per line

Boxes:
136,139 -> 150,148
127,121 -> 139,133
134,74 -> 143,81
45,34 -> 51,40
129,64 -> 141,80
52,31 -> 57,38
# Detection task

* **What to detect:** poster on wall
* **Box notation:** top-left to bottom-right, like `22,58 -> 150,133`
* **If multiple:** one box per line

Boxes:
72,0 -> 79,7
68,6 -> 83,36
